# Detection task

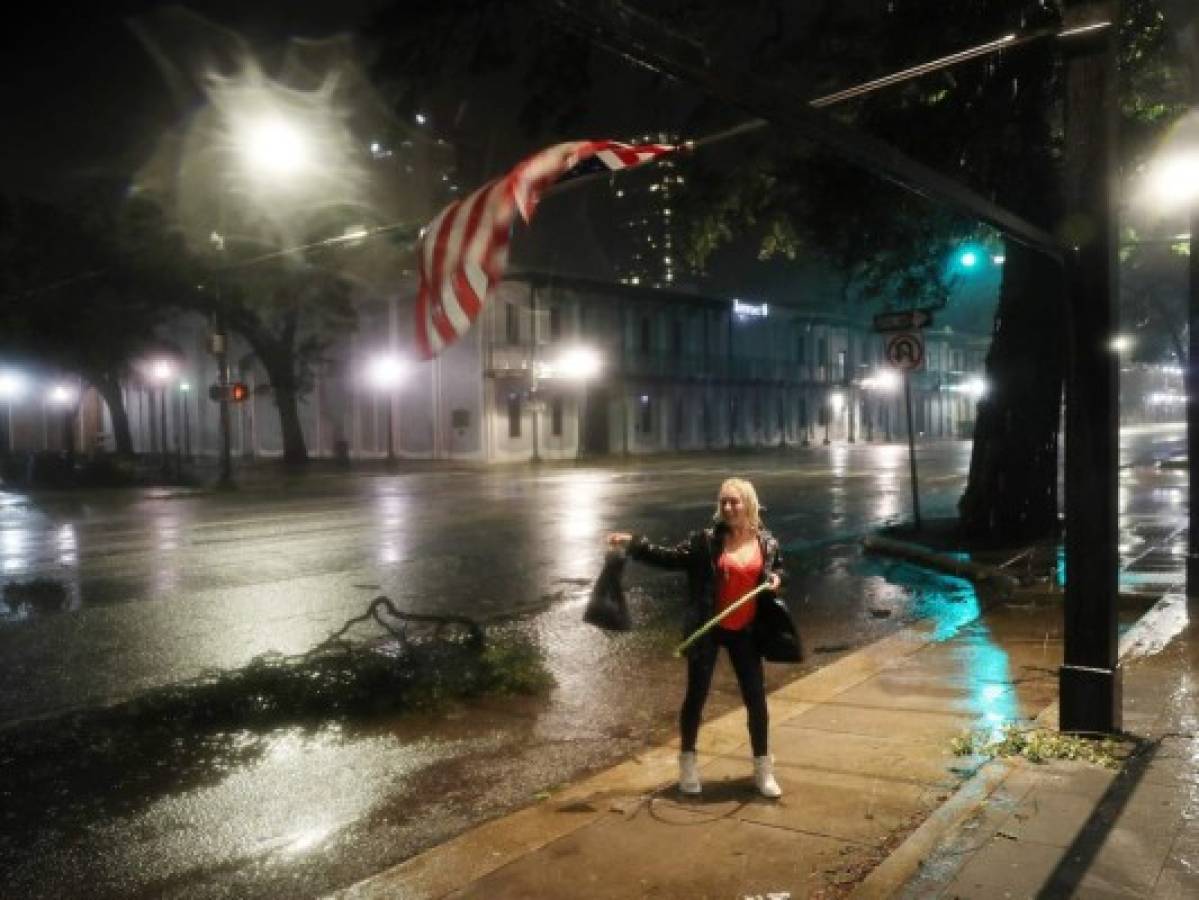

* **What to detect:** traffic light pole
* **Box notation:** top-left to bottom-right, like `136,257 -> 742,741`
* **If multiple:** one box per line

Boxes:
214,318 -> 234,489
904,372 -> 922,530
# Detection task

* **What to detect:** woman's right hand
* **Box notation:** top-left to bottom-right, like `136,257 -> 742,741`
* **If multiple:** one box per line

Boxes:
607,532 -> 633,548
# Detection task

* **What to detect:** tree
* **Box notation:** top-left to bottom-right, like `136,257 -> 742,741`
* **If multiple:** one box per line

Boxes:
127,7 -> 406,464
0,190 -> 180,457
204,256 -> 356,465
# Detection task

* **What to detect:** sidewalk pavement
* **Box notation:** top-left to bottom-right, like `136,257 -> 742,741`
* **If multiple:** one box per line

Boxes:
334,583 -> 1195,899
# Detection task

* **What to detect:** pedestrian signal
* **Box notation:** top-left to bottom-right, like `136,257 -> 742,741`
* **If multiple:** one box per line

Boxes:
230,382 -> 249,403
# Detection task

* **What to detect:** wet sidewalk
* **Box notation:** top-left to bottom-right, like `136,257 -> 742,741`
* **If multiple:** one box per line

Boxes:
334,581 -> 1131,899
332,514 -> 1196,900
891,595 -> 1198,900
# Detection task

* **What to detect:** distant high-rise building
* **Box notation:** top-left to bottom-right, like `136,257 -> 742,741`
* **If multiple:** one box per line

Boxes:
612,132 -> 687,290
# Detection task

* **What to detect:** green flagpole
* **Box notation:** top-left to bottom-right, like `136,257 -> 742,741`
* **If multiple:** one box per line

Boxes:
673,583 -> 770,657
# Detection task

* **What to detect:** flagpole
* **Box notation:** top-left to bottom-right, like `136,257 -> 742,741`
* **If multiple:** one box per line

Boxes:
673,583 -> 771,657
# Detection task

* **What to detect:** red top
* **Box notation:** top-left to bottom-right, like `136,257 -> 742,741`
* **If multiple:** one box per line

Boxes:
716,540 -> 763,631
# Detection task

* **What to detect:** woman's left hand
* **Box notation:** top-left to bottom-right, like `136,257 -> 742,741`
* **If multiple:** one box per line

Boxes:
765,572 -> 781,592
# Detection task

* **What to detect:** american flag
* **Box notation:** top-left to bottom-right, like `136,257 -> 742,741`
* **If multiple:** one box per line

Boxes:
415,139 -> 678,359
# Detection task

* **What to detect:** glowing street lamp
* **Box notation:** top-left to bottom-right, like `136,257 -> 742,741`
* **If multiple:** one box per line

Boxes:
1109,334 -> 1134,354
44,381 -> 79,458
367,354 -> 407,462
552,346 -> 603,381
549,346 -> 602,460
147,359 -> 176,474
47,385 -> 76,406
237,116 -> 312,179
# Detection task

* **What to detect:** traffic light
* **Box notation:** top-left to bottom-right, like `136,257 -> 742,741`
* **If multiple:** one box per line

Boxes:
208,383 -> 251,403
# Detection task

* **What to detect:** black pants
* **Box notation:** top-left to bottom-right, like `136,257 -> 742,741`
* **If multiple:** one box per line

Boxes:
680,627 -> 768,757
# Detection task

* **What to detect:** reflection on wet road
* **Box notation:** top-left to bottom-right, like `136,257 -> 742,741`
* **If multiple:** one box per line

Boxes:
0,428 -> 1186,898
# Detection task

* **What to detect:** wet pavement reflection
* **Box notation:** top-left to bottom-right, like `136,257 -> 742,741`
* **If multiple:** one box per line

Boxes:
0,429 -> 1187,897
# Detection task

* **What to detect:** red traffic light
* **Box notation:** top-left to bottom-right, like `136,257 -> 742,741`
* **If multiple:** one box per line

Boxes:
208,383 -> 251,403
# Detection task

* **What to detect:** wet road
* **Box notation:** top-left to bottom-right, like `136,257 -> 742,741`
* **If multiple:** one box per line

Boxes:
0,431 -> 1185,898
0,441 -> 980,725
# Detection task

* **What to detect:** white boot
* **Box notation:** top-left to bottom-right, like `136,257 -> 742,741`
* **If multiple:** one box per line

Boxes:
678,751 -> 702,795
753,755 -> 782,798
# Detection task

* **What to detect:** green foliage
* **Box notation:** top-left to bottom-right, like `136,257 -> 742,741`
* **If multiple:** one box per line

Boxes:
951,724 -> 1122,768
481,636 -> 557,694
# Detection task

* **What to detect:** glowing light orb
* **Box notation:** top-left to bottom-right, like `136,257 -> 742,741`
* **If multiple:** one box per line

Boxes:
1147,152 -> 1199,211
239,117 -> 311,178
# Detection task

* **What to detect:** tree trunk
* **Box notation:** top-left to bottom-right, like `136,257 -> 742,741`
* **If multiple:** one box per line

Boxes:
257,349 -> 308,466
958,240 -> 1065,541
93,374 -> 134,456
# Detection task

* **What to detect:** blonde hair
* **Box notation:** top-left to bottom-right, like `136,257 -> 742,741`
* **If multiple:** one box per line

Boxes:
714,478 -> 762,531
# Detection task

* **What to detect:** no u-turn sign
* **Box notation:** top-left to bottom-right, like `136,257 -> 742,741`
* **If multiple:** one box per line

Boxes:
885,332 -> 925,371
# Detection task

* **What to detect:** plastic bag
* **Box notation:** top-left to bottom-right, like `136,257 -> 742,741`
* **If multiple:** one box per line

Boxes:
583,549 -> 631,631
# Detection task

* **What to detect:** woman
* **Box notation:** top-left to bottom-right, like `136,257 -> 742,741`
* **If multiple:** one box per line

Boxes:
608,477 -> 794,799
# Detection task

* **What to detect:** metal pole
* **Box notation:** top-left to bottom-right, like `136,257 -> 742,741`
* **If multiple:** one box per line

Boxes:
175,390 -> 183,477
1185,217 -> 1199,592
576,384 -> 586,461
160,388 -> 169,476
183,392 -> 191,460
904,374 -> 922,529
1183,11 -> 1199,605
216,320 -> 233,488
386,395 -> 395,463
727,309 -> 735,449
1060,1 -> 1120,735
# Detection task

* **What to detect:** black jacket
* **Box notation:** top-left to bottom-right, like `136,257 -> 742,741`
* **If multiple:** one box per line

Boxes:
628,524 -> 803,663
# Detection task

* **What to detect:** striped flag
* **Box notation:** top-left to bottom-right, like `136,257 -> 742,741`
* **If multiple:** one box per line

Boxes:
415,139 -> 678,359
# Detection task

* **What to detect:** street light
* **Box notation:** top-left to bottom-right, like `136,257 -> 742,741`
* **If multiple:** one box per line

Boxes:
47,383 -> 78,459
545,346 -> 602,460
367,354 -> 406,463
147,359 -> 175,476
0,372 -> 26,457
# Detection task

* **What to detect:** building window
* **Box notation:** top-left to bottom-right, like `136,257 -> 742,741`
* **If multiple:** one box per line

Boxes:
506,303 -> 519,345
639,394 -> 653,433
551,397 -> 564,436
507,393 -> 521,438
549,306 -> 562,342
797,333 -> 807,365
818,337 -> 829,368
837,349 -> 847,382
640,317 -> 652,354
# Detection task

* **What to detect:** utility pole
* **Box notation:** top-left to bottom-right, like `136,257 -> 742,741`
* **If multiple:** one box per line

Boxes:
212,319 -> 234,489
1172,0 -> 1199,607
1060,0 -> 1121,735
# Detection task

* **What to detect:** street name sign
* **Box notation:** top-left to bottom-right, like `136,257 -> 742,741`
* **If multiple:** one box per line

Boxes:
873,308 -> 934,332
885,332 -> 925,371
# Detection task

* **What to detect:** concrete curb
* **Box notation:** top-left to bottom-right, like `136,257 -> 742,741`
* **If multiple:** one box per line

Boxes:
850,592 -> 1181,898
862,534 -> 1020,595
335,540 -> 1111,900
332,591 -> 963,899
